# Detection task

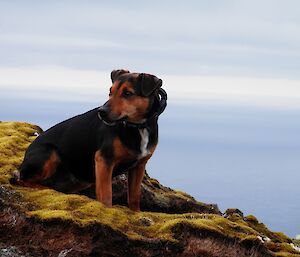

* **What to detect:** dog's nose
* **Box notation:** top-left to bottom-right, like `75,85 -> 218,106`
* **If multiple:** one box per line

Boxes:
98,105 -> 109,119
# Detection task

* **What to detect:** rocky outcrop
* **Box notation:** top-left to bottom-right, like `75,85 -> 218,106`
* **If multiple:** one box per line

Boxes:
0,121 -> 299,257
77,172 -> 220,215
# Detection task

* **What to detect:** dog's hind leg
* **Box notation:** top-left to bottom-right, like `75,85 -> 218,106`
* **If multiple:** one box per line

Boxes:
11,144 -> 60,188
11,143 -> 93,193
41,164 -> 93,194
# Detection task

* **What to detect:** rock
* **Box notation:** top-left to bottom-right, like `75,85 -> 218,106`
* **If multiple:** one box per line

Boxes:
0,246 -> 25,257
112,172 -> 220,214
73,164 -> 220,215
0,121 -> 299,257
224,208 -> 244,219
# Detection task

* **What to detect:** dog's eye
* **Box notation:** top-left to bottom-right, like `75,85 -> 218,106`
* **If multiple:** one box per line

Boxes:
122,90 -> 134,98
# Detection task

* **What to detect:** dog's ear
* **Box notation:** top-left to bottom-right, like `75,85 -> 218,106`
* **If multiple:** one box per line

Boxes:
138,73 -> 163,97
111,69 -> 130,83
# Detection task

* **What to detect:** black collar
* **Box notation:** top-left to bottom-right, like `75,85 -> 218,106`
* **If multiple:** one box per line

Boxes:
97,88 -> 167,129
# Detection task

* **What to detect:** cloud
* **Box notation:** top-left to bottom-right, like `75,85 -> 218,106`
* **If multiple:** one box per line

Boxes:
164,75 -> 300,109
1,67 -> 300,110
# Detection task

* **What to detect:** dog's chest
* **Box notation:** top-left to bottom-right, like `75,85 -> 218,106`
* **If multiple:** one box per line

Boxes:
138,128 -> 150,159
116,127 -> 152,162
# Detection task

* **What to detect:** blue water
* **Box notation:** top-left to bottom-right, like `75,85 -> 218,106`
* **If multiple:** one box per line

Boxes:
1,93 -> 299,237
151,102 -> 300,238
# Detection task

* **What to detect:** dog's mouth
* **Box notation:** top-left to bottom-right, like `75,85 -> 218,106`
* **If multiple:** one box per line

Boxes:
97,111 -> 128,127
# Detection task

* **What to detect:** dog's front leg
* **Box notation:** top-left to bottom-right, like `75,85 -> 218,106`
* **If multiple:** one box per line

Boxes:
127,158 -> 149,211
95,150 -> 114,208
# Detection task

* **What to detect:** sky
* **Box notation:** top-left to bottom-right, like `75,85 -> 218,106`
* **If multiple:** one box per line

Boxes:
0,0 -> 300,78
1,0 -> 300,237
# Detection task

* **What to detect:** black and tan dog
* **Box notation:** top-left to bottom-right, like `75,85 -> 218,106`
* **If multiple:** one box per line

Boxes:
11,69 -> 167,211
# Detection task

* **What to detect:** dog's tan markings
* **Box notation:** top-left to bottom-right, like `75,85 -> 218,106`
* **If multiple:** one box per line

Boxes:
109,81 -> 150,123
22,151 -> 60,184
127,155 -> 151,211
113,137 -> 133,162
42,151 -> 60,180
113,138 -> 158,211
127,97 -> 149,121
110,83 -> 118,95
118,83 -> 134,95
95,138 -> 151,209
94,150 -> 113,207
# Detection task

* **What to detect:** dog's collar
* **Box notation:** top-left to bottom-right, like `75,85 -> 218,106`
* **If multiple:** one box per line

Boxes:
97,88 -> 167,129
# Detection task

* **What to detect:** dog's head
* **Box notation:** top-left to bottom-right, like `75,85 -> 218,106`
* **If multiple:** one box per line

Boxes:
98,69 -> 163,125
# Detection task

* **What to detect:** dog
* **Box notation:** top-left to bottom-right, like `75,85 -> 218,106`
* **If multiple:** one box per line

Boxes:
10,69 -> 167,211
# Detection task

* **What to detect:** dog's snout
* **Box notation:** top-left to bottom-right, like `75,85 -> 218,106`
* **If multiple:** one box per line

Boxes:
98,105 -> 109,118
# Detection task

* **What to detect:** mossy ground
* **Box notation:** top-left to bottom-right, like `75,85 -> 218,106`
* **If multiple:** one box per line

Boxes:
0,121 -> 299,256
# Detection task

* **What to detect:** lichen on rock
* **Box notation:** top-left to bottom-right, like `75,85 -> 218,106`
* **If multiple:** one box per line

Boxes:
0,121 -> 299,257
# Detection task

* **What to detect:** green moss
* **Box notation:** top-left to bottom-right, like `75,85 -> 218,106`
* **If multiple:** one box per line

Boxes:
1,121 -> 300,256
148,177 -> 162,189
146,176 -> 196,203
244,214 -> 290,243
267,241 -> 300,257
171,190 -> 195,201
0,122 -> 39,184
293,239 -> 300,247
245,214 -> 259,224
